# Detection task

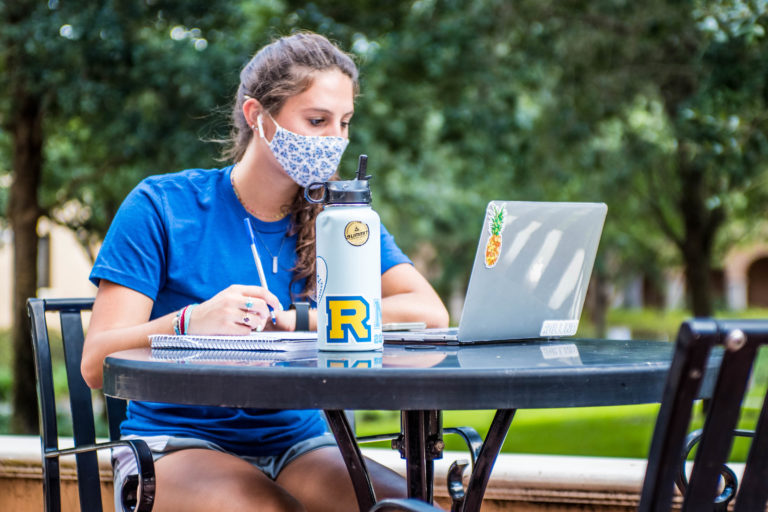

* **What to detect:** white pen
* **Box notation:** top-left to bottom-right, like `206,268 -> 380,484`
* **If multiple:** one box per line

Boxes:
243,218 -> 278,325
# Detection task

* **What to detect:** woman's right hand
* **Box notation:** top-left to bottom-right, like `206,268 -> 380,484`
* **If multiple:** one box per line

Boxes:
187,284 -> 282,334
82,282 -> 282,388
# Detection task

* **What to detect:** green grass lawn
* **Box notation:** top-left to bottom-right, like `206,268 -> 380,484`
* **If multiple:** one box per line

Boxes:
0,329 -> 11,412
601,307 -> 768,341
355,406 -> 661,458
356,402 -> 762,462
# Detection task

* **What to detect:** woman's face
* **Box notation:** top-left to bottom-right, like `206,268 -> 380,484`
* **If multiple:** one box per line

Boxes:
265,68 -> 355,140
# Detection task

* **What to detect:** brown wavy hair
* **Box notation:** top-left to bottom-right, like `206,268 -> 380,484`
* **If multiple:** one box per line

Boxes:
223,32 -> 359,300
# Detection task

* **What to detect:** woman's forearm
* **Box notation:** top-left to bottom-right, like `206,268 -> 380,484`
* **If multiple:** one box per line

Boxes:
82,312 -> 175,389
382,292 -> 449,328
380,263 -> 450,328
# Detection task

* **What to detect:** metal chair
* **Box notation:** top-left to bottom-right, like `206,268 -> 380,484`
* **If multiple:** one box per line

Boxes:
27,297 -> 155,512
639,318 -> 768,511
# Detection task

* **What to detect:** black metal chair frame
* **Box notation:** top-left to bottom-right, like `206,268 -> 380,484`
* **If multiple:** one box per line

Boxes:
639,318 -> 768,512
28,297 -> 155,512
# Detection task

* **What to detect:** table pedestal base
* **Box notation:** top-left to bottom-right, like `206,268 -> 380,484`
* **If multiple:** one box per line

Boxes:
325,410 -> 376,511
325,409 -> 516,512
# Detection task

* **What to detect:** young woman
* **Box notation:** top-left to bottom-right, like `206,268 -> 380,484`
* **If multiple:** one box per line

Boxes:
81,32 -> 449,512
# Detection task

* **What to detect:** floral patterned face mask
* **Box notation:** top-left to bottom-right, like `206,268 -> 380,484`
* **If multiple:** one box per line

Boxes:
257,113 -> 349,188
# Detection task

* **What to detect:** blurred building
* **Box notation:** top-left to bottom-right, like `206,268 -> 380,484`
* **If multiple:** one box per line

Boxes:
724,244 -> 768,310
617,244 -> 768,311
0,218 -> 96,328
0,223 -> 766,329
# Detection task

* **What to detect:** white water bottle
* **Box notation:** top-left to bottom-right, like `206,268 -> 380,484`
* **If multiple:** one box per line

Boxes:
305,155 -> 383,351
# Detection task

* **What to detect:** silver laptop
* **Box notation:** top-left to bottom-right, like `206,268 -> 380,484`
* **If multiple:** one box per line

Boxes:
385,200 -> 607,344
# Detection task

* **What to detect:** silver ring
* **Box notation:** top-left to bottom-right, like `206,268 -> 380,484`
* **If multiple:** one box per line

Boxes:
242,315 -> 251,324
244,299 -> 254,310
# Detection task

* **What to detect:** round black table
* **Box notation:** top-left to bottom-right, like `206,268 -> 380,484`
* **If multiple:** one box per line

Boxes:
103,338 -> 719,512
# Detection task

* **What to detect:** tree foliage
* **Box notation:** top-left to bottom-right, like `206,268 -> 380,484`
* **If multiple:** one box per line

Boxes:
0,0 -> 277,432
283,0 -> 768,314
502,0 -> 768,315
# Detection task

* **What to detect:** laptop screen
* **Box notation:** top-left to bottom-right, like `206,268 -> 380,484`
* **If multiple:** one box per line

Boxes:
456,200 -> 607,342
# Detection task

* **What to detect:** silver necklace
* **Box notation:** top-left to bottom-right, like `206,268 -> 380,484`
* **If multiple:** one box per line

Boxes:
254,230 -> 287,274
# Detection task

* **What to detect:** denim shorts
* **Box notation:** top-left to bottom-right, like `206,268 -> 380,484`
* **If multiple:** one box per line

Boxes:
112,432 -> 337,510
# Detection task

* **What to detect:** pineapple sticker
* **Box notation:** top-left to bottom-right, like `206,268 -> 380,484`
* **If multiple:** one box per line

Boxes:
484,203 -> 507,268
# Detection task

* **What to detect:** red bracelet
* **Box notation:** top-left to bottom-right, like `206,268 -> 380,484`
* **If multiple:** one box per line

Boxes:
179,306 -> 188,335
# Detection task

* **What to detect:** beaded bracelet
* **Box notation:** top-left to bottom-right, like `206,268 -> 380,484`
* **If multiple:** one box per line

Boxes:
173,310 -> 182,335
183,304 -> 198,334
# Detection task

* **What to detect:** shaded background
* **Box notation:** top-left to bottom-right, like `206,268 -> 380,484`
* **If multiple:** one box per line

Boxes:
1,0 -> 767,434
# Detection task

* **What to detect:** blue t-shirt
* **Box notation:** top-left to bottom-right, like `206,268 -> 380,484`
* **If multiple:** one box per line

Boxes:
90,165 -> 411,456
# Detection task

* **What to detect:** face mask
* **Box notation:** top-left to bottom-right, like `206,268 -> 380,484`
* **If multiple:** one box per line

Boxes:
257,113 -> 349,188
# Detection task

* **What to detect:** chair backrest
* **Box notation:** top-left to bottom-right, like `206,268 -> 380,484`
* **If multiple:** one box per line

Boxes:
639,318 -> 768,512
28,297 -> 127,512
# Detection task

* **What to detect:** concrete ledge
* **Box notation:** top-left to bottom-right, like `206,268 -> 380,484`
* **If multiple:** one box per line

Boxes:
365,450 -> 652,511
0,435 -> 114,511
0,435 -> 746,511
363,449 -> 745,511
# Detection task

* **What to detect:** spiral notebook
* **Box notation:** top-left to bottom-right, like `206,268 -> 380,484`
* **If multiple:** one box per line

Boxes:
151,348 -> 318,363
149,332 -> 317,352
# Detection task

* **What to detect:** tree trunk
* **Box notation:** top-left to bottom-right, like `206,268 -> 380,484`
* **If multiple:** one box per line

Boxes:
677,143 -> 722,318
588,268 -> 610,338
8,90 -> 43,434
682,239 -> 713,317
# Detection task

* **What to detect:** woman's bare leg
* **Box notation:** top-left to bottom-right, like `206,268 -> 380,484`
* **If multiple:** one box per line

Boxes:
151,449 -> 305,512
276,446 -> 407,512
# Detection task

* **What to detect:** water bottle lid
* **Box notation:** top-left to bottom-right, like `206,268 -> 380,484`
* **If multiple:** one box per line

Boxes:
324,180 -> 371,204
304,154 -> 373,205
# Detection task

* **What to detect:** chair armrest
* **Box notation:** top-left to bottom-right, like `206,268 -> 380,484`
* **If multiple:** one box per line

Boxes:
114,439 -> 156,512
370,498 -> 443,511
48,438 -> 155,512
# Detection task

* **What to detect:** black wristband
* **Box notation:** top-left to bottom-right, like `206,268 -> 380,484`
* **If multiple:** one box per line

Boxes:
290,302 -> 310,331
